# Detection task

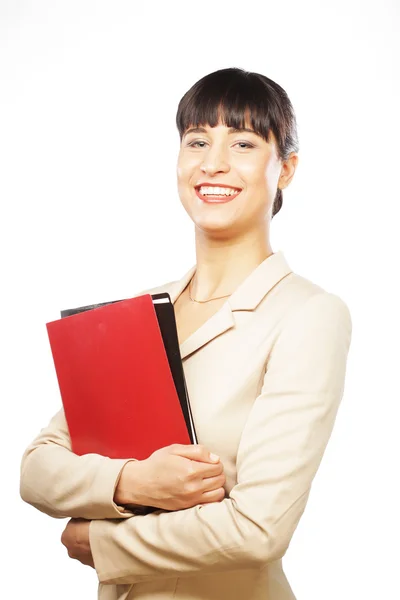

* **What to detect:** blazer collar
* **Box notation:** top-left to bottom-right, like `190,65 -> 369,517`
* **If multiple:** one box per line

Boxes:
166,250 -> 292,359
169,250 -> 292,311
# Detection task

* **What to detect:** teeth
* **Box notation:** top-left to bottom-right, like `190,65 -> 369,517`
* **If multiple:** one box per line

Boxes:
199,186 -> 240,196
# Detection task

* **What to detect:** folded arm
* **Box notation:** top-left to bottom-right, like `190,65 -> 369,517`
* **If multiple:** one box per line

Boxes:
89,291 -> 352,584
19,284 -> 163,521
20,407 -> 137,520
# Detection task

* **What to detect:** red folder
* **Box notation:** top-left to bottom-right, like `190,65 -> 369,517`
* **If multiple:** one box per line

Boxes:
46,294 -> 191,460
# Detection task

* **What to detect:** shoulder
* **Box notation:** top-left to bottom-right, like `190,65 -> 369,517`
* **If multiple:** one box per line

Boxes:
270,271 -> 352,339
276,269 -> 350,313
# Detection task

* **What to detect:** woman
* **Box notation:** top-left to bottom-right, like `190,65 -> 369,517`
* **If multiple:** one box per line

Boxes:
20,67 -> 352,600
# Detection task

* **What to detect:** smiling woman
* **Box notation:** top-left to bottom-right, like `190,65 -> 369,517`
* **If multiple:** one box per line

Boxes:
20,67 -> 352,600
176,67 -> 300,220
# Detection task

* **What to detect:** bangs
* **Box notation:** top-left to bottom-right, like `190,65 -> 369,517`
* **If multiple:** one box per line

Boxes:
176,69 -> 286,149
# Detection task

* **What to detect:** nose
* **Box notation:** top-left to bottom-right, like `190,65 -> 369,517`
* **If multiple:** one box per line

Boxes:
201,143 -> 230,175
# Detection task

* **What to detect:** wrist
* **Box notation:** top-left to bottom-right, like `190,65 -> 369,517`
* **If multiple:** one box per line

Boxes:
114,460 -> 147,506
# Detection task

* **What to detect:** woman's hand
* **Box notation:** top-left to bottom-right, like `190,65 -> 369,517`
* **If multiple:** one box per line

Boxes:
115,444 -> 226,511
61,518 -> 94,568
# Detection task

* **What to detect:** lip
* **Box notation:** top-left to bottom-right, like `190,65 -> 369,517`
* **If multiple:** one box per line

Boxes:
195,182 -> 242,191
195,186 -> 242,204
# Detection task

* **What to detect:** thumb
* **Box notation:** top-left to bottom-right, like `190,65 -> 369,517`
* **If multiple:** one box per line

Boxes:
169,444 -> 220,463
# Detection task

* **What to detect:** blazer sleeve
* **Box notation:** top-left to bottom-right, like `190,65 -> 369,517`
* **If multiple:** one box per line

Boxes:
19,407 -> 137,520
89,291 -> 352,585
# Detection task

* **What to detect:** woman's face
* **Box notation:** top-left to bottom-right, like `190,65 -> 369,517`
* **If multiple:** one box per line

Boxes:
176,119 -> 293,237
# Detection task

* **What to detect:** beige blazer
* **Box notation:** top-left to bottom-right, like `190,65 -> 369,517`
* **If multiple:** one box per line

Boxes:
20,250 -> 352,600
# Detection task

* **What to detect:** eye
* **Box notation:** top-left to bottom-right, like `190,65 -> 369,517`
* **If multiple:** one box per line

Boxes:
235,142 -> 254,149
188,141 -> 207,148
187,141 -> 254,149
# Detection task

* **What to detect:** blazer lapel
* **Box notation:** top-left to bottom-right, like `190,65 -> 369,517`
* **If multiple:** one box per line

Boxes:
166,250 -> 293,360
178,302 -> 235,360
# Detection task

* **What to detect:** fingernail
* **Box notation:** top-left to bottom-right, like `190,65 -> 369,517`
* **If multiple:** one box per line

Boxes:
210,453 -> 219,462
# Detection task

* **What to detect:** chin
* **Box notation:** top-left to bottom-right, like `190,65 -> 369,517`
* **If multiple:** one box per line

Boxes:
193,215 -> 244,238
181,197 -> 243,234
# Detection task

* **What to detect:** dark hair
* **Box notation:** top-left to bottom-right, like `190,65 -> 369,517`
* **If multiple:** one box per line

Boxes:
176,67 -> 299,218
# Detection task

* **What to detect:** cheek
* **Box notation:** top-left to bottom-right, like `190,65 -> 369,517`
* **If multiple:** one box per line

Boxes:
176,169 -> 191,196
176,165 -> 194,206
263,160 -> 282,189
177,153 -> 198,179
242,163 -> 279,198
176,158 -> 185,179
236,159 -> 267,187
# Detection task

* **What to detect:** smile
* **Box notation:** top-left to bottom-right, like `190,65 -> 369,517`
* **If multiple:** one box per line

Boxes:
195,187 -> 242,204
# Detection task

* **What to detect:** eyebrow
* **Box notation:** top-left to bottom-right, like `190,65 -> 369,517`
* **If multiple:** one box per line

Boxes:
183,126 -> 257,137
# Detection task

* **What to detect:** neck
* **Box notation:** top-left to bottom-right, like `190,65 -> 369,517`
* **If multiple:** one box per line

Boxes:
190,225 -> 273,302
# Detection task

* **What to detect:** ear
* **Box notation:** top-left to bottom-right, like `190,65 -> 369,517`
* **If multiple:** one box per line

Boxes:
278,153 -> 299,190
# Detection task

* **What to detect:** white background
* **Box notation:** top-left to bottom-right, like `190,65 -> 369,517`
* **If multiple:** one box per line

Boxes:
1,1 -> 399,598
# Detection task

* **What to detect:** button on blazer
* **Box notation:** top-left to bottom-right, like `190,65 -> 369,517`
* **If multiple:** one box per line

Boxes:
20,250 -> 352,600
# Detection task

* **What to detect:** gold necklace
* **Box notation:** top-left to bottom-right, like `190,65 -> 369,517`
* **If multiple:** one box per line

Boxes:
188,275 -> 232,304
